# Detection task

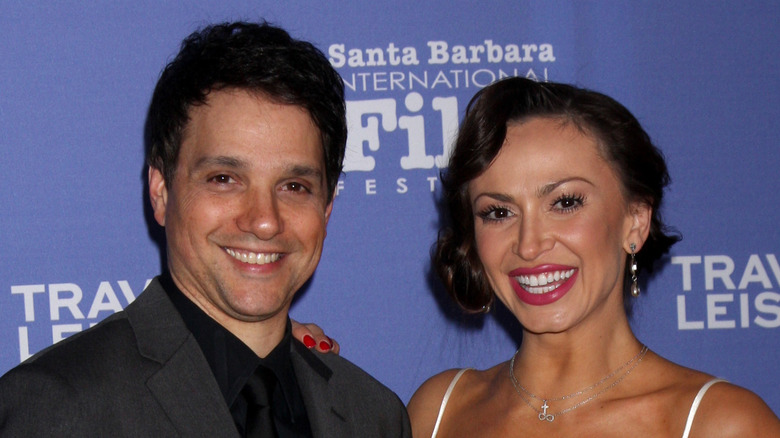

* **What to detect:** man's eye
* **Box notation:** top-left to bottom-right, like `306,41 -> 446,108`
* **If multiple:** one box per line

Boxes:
284,182 -> 310,193
209,175 -> 234,184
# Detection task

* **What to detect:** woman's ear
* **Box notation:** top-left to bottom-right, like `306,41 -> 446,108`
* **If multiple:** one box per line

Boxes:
624,201 -> 651,253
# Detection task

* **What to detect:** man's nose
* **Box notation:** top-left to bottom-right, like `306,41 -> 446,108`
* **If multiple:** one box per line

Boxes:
236,189 -> 283,239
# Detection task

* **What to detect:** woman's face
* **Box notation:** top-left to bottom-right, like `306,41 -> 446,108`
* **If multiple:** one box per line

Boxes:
469,117 -> 648,334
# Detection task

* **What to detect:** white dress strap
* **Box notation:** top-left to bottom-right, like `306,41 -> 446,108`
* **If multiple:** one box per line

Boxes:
431,368 -> 471,438
681,378 -> 728,438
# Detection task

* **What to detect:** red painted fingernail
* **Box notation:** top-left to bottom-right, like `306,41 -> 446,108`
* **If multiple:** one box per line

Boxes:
303,335 -> 316,348
319,341 -> 331,351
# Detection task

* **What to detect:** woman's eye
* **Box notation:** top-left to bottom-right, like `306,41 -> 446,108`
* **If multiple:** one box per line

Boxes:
477,205 -> 514,222
552,195 -> 584,212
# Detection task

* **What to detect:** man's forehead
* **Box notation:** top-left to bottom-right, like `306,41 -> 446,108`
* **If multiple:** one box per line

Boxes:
195,87 -> 316,124
181,89 -> 323,157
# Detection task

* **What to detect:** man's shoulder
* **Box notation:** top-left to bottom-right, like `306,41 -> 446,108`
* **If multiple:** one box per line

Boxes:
3,281 -> 172,381
320,351 -> 389,385
0,312 -> 138,433
291,344 -> 411,436
5,310 -> 138,382
294,344 -> 384,385
34,310 -> 131,359
292,343 -> 405,408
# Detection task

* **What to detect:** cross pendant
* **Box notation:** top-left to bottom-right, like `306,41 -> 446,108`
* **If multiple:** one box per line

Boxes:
538,400 -> 555,422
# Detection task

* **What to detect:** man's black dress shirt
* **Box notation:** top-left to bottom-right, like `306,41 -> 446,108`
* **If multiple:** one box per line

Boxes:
161,272 -> 312,437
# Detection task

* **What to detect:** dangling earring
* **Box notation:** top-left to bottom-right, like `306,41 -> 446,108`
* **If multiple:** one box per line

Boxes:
629,243 -> 640,297
481,297 -> 493,313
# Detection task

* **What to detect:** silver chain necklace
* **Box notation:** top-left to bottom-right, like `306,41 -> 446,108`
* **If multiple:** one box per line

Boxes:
509,345 -> 649,422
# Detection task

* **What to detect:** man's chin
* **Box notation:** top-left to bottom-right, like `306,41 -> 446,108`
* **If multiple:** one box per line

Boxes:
227,296 -> 293,322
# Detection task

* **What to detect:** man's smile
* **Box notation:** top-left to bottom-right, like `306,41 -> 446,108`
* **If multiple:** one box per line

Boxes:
224,247 -> 283,265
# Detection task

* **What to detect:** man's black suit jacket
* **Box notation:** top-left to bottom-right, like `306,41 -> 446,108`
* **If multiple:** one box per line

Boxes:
0,277 -> 411,437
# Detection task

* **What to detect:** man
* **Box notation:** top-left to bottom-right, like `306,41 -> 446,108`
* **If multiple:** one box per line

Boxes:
0,22 -> 410,437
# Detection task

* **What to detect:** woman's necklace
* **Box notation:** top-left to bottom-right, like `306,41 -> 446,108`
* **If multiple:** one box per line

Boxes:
509,345 -> 649,422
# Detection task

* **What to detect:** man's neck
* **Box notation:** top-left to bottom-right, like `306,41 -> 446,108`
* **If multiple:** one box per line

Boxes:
215,312 -> 289,358
163,271 -> 290,358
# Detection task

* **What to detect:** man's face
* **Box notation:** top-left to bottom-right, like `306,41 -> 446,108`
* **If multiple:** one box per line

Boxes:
149,88 -> 332,330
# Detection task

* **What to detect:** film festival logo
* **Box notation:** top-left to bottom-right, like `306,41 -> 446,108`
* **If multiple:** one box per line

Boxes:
672,254 -> 780,330
328,38 -> 556,197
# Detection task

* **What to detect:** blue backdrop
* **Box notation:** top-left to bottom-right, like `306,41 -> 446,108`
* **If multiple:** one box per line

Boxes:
2,1 -> 778,414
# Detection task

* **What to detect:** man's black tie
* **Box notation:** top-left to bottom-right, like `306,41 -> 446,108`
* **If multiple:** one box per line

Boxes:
243,366 -> 278,437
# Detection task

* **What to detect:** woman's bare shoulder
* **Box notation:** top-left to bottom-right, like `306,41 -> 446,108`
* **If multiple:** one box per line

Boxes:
648,357 -> 780,437
687,380 -> 780,437
407,365 -> 503,437
409,369 -> 466,406
407,369 -> 467,438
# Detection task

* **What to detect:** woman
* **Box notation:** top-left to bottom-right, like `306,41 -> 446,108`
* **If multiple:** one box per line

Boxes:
295,77 -> 780,436
404,77 -> 780,437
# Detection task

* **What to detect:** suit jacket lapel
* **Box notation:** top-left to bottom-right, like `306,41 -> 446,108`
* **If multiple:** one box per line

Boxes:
146,341 -> 237,437
290,342 -> 350,437
126,278 -> 238,437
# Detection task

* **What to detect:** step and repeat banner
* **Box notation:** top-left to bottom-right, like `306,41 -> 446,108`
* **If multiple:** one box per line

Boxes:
2,1 -> 778,413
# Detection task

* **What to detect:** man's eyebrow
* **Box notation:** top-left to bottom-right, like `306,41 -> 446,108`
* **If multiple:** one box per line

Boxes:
192,155 -> 247,170
192,156 -> 324,181
288,165 -> 324,182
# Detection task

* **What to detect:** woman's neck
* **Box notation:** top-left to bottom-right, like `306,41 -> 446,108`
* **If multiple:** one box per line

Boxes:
511,311 -> 642,397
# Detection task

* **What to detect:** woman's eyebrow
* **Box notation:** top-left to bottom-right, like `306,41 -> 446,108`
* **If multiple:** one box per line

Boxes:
537,177 -> 594,197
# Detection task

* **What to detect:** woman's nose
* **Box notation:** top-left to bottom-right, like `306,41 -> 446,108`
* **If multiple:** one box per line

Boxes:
513,215 -> 553,260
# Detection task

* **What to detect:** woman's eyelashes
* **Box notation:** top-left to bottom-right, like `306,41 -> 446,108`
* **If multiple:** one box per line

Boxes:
551,193 -> 585,213
476,204 -> 514,223
475,194 -> 586,222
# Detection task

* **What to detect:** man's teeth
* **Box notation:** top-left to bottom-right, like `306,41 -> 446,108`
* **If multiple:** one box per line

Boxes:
515,269 -> 576,294
225,248 -> 281,265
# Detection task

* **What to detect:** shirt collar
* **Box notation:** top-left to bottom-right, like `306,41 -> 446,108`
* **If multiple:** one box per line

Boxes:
160,272 -> 299,419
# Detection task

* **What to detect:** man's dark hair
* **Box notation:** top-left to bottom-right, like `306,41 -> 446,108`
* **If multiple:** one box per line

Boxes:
145,21 -> 346,200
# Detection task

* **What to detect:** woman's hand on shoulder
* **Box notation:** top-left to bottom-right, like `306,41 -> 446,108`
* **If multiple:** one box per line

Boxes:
692,382 -> 780,437
290,319 -> 340,354
407,369 -> 468,438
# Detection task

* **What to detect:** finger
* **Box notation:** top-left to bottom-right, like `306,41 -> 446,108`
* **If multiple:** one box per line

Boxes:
291,319 -> 317,349
290,320 -> 339,354
303,324 -> 339,355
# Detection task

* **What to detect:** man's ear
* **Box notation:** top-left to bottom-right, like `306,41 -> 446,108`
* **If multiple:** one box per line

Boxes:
325,200 -> 334,223
624,201 -> 652,253
148,167 -> 168,227
321,190 -> 336,240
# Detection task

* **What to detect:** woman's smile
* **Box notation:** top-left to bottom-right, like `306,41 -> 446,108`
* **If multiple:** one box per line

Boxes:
510,266 -> 579,305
